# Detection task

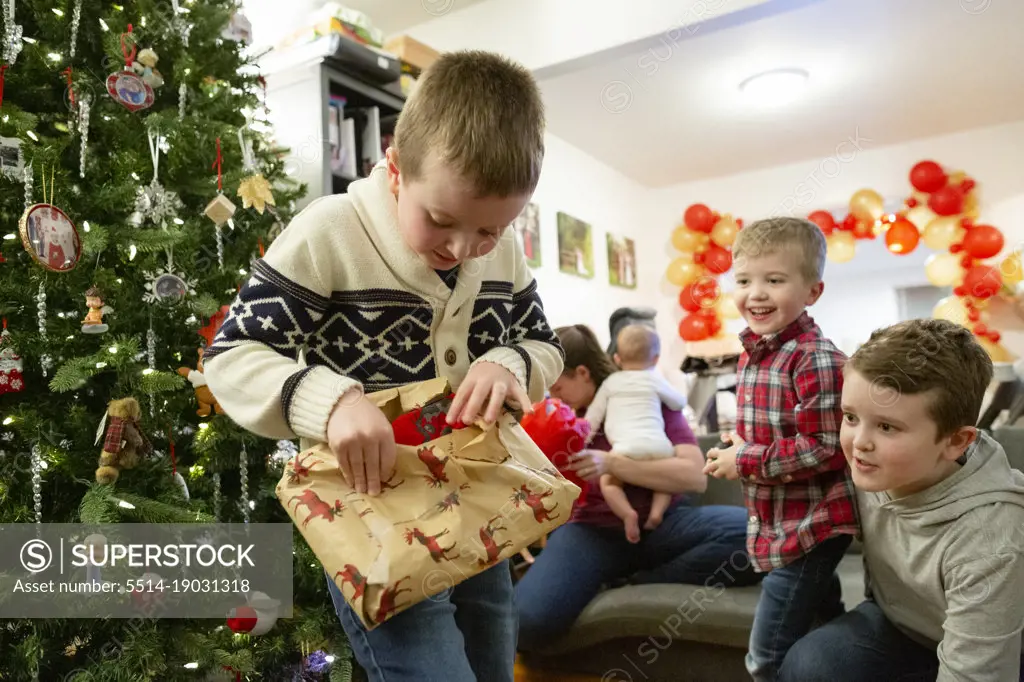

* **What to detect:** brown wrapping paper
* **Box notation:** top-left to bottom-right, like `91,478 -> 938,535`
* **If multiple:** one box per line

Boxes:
276,377 -> 581,630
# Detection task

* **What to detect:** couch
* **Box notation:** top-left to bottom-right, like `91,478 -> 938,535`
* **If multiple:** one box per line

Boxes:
518,428 -> 1024,682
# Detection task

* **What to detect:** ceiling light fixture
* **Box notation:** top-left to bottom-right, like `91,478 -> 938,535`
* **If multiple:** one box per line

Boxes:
738,68 -> 810,107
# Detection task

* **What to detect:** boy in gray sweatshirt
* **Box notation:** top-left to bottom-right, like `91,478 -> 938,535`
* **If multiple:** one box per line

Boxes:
780,319 -> 1024,682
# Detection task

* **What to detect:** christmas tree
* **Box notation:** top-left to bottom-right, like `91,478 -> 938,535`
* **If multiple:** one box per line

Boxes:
0,1 -> 356,679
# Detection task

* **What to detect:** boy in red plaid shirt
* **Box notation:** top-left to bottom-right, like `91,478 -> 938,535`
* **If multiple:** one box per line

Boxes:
704,217 -> 858,682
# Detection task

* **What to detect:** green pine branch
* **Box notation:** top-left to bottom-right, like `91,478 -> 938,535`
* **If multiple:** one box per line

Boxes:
138,370 -> 187,395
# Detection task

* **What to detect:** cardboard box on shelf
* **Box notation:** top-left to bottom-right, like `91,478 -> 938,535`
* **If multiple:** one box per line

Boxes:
383,35 -> 441,73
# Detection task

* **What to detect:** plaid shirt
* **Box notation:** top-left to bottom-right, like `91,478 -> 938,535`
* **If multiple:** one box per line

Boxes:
735,312 -> 858,572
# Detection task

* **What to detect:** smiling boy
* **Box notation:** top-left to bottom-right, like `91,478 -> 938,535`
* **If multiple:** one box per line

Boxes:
704,217 -> 858,681
204,50 -> 564,681
780,319 -> 1024,682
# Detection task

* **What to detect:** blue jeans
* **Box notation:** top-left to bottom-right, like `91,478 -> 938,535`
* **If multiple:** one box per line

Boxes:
326,560 -> 516,682
778,599 -> 939,681
746,534 -> 852,682
515,501 -> 759,651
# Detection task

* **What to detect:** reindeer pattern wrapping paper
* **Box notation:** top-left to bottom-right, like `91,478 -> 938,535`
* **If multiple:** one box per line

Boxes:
275,377 -> 581,630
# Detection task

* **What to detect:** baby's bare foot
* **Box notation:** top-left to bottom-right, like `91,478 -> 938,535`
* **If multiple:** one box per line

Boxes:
624,510 -> 641,544
644,511 -> 663,531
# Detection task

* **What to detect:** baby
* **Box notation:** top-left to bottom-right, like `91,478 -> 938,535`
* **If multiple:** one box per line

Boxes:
585,324 -> 686,542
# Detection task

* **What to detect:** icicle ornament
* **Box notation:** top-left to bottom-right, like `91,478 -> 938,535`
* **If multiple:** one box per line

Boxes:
77,93 -> 91,178
31,443 -> 42,524
2,0 -> 23,66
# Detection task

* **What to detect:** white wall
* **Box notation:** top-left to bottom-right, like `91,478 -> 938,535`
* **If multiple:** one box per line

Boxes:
527,134 -> 661,350
649,120 -> 1024,377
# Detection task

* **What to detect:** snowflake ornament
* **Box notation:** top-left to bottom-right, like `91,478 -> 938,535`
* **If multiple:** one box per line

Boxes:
143,267 -> 196,304
133,179 -> 184,228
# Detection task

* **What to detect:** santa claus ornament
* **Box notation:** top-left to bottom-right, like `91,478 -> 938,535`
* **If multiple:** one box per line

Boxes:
0,320 -> 24,395
226,591 -> 279,636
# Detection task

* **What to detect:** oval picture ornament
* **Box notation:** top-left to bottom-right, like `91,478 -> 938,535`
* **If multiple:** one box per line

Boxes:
19,203 -> 82,273
107,69 -> 154,112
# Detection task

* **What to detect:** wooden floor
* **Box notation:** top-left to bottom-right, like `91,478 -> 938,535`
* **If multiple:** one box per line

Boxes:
514,657 -> 603,682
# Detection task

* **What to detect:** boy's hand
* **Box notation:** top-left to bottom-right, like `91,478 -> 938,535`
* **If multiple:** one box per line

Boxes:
447,361 -> 533,426
703,432 -> 744,480
327,392 -> 396,496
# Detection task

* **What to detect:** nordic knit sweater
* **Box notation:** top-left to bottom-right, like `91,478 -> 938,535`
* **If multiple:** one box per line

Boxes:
203,162 -> 565,445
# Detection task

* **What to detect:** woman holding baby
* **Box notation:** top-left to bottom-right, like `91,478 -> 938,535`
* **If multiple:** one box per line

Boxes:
514,323 -> 758,651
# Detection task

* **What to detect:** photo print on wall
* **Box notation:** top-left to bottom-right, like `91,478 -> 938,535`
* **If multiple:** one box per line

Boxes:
557,211 -> 594,279
513,202 -> 541,268
607,233 -> 637,289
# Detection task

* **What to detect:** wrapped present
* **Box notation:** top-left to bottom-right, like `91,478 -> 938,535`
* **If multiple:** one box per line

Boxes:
276,377 -> 581,630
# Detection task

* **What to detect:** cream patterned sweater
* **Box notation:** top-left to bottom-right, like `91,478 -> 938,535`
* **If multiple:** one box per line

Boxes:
203,163 -> 564,445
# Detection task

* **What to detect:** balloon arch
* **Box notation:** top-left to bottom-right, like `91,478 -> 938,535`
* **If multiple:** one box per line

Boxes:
668,160 -> 1020,359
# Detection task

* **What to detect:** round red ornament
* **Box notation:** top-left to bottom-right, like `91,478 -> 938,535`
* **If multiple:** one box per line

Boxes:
227,605 -> 259,633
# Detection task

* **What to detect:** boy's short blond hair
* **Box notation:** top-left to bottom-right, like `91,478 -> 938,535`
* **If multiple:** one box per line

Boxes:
732,217 -> 827,284
847,319 -> 993,439
616,324 -> 661,366
394,50 -> 545,197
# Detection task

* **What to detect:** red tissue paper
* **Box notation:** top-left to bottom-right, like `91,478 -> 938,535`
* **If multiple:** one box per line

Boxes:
391,393 -> 467,446
520,398 -> 591,507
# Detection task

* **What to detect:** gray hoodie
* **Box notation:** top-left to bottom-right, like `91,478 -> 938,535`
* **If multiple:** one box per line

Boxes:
859,431 -> 1024,682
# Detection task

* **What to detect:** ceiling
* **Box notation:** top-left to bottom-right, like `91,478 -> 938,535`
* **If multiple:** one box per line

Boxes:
244,0 -> 490,49
538,0 -> 1024,188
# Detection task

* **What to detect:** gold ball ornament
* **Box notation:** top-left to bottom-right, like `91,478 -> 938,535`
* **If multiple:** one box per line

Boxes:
924,253 -> 964,287
922,216 -> 966,251
826,231 -> 856,263
666,254 -> 704,287
849,189 -> 885,222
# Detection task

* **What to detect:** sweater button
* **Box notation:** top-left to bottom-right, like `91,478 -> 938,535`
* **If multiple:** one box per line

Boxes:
444,348 -> 457,365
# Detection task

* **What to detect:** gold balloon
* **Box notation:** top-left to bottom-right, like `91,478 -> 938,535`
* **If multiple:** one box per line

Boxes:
925,253 -> 964,287
905,205 -> 936,232
962,192 -> 980,220
717,295 -> 741,320
826,231 -> 856,263
672,225 -> 705,253
710,216 -> 739,248
932,296 -> 968,325
922,216 -> 966,251
849,189 -> 885,222
666,254 -> 704,287
1001,251 -> 1023,288
978,337 -> 1018,363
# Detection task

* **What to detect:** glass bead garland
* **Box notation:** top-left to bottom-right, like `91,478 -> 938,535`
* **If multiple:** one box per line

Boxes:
147,326 -> 156,415
23,163 -> 31,207
239,444 -> 249,524
36,284 -> 51,377
31,444 -> 42,525
178,83 -> 187,121
213,472 -> 221,521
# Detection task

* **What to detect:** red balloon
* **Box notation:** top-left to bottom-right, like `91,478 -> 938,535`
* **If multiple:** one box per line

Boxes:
910,161 -> 948,194
703,244 -> 733,274
679,313 -> 712,342
840,214 -> 858,232
989,330 -> 1002,343
807,210 -> 836,235
962,224 -> 1004,260
852,219 -> 876,240
684,204 -> 716,233
884,216 -> 920,255
967,308 -> 981,323
698,308 -> 723,336
962,265 -> 1003,299
928,185 -> 965,217
679,279 -> 720,312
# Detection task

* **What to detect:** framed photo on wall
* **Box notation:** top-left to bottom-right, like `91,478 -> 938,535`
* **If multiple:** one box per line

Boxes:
512,202 -> 541,268
607,233 -> 637,289
556,211 -> 594,279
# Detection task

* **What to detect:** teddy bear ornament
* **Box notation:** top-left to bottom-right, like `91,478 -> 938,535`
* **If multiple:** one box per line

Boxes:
95,397 -> 152,485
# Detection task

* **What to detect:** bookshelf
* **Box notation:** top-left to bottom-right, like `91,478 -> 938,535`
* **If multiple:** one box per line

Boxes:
261,35 -> 407,210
